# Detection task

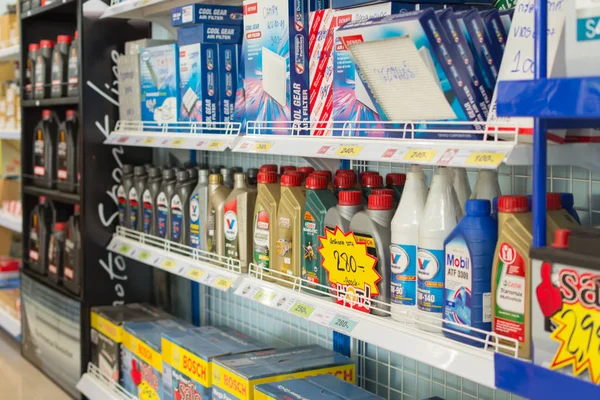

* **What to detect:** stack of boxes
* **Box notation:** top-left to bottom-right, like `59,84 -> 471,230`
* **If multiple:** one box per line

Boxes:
0,8 -> 17,48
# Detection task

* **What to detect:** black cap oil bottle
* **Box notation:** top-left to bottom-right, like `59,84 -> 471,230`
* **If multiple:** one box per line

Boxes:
142,167 -> 162,236
129,166 -> 147,231
28,196 -> 56,275
171,170 -> 193,244
56,110 -> 78,193
157,168 -> 177,240
118,164 -> 134,227
348,193 -> 394,316
48,222 -> 66,283
63,204 -> 81,294
33,109 -> 58,189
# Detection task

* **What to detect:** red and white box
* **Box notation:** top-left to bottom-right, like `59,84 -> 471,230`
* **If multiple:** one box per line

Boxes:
309,9 -> 335,136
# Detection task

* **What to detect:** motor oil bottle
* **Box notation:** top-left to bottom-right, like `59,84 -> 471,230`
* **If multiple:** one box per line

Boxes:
48,222 -> 66,283
443,199 -> 497,346
33,109 -> 58,189
247,168 -> 258,187
28,197 -> 55,275
66,31 -> 79,97
349,194 -> 394,316
275,173 -> 305,279
63,205 -> 81,294
471,170 -> 501,201
56,110 -> 78,193
280,165 -> 296,176
418,168 -> 462,332
324,190 -> 363,234
259,164 -> 278,173
390,168 -> 428,322
301,174 -> 337,292
546,193 -> 579,241
333,174 -> 356,199
118,164 -> 134,227
361,174 -> 383,203
142,167 -> 162,235
223,173 -> 257,271
492,195 -> 533,359
171,170 -> 192,244
221,168 -> 234,189
206,174 -> 231,255
253,171 -> 280,271
298,166 -> 315,182
452,168 -> 471,214
190,169 -> 209,250
559,193 -> 581,224
50,35 -> 72,98
386,173 -> 406,204
129,166 -> 147,231
187,167 -> 198,186
313,170 -> 335,191
157,169 -> 177,240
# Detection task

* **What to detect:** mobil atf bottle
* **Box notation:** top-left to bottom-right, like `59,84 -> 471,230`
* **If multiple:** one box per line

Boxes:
253,171 -> 280,272
302,174 -> 337,292
492,195 -> 533,359
276,172 -> 305,278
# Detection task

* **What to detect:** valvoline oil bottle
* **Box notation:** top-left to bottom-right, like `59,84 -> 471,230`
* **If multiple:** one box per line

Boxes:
443,199 -> 497,347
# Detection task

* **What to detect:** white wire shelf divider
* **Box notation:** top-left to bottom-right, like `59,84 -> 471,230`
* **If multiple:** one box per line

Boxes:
0,211 -> 21,233
104,120 -> 243,152
0,306 -> 20,339
76,363 -> 136,400
108,227 -> 243,291
234,263 -> 521,389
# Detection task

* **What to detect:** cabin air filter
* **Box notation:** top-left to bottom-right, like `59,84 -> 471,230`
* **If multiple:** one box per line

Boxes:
262,47 -> 288,107
182,87 -> 199,115
354,68 -> 378,113
348,36 -> 457,121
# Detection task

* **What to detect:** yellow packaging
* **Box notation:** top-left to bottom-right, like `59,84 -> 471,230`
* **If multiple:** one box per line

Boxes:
212,345 -> 355,400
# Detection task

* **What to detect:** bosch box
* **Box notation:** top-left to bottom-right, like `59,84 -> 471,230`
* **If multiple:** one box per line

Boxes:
172,4 -> 243,26
162,327 -> 272,400
211,345 -> 355,400
255,374 -> 383,399
90,303 -> 171,383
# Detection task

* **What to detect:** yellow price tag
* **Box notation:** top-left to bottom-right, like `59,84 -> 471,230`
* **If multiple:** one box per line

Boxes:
187,268 -> 205,280
162,259 -> 176,270
142,137 -> 155,145
118,244 -> 131,254
334,145 -> 364,157
170,138 -> 185,146
466,152 -> 505,167
253,142 -> 273,153
214,277 -> 232,290
138,251 -> 152,261
403,149 -> 437,163
207,140 -> 224,150
319,228 -> 380,313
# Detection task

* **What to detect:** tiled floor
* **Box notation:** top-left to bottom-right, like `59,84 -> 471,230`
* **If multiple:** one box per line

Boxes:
0,329 -> 71,400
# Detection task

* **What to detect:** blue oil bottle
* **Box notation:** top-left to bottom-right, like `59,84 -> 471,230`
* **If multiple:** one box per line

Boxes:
443,199 -> 497,347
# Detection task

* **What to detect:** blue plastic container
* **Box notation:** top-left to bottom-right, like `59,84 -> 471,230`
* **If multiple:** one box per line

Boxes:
559,193 -> 581,224
443,199 -> 497,347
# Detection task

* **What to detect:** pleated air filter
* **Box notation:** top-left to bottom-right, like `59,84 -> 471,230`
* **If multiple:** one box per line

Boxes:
348,36 -> 457,122
262,47 -> 287,107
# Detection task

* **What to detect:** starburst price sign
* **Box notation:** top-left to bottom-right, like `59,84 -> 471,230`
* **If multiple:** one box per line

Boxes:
319,227 -> 380,313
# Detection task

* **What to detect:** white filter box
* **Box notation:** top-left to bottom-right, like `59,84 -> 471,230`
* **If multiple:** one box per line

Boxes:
118,54 -> 141,121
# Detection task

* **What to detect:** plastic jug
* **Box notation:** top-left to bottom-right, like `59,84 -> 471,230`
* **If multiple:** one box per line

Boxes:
206,174 -> 231,255
223,173 -> 257,271
471,170 -> 501,201
390,167 -> 428,322
333,174 -> 356,199
157,168 -> 177,240
349,194 -> 394,316
302,174 -> 337,292
118,164 -> 134,227
417,168 -> 461,332
171,170 -> 191,244
443,199 -> 497,346
253,171 -> 281,272
361,174 -> 383,203
324,190 -> 363,234
546,193 -> 579,241
386,173 -> 406,204
56,110 -> 78,193
280,165 -> 296,176
452,168 -> 471,214
275,172 -> 306,278
33,109 -> 58,189
142,167 -> 162,235
63,205 -> 81,294
492,195 -> 533,359
48,222 -> 66,283
28,197 -> 55,275
190,169 -> 209,250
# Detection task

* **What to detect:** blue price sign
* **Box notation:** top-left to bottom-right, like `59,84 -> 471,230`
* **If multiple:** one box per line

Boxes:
329,314 -> 358,333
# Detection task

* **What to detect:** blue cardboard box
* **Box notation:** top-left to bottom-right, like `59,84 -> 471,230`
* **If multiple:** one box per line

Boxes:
255,375 -> 383,399
480,9 -> 507,57
121,319 -> 193,398
336,9 -> 487,138
162,327 -> 272,400
178,30 -> 219,123
331,0 -> 492,10
172,4 -> 243,26
140,44 -> 180,125
177,24 -> 242,45
218,44 -> 243,123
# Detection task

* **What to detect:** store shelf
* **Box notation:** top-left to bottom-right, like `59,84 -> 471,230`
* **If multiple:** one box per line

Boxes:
0,130 -> 20,140
77,363 -> 136,400
236,264 -> 520,389
0,45 -> 19,62
23,186 -> 80,204
108,227 -> 243,291
0,211 -> 21,233
21,0 -> 77,19
0,305 -> 20,339
104,121 -> 242,152
494,354 -> 600,398
22,97 -> 79,108
22,268 -> 82,302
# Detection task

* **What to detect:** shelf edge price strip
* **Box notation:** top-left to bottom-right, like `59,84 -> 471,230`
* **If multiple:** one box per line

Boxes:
403,149 -> 437,163
329,314 -> 358,334
465,152 -> 505,167
253,142 -> 273,153
289,302 -> 315,318
334,145 -> 364,157
213,277 -> 233,291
